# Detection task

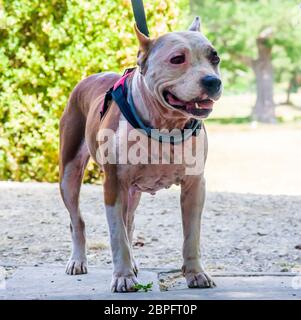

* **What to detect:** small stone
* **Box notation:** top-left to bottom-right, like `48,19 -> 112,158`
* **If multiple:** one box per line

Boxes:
55,257 -> 63,262
133,240 -> 144,247
295,244 -> 301,250
257,232 -> 268,236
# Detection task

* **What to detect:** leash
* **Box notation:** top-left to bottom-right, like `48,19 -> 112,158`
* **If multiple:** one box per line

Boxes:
131,0 -> 149,37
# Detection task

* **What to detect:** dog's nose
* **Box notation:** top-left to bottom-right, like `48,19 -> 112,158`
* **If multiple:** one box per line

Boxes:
201,76 -> 222,95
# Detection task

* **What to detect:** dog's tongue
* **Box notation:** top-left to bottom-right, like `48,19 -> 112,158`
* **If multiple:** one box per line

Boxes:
185,101 -> 196,110
166,93 -> 184,106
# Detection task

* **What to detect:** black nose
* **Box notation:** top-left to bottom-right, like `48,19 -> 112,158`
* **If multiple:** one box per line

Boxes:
201,76 -> 222,95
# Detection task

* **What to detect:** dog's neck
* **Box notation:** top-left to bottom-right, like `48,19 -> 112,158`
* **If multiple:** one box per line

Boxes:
129,69 -> 190,131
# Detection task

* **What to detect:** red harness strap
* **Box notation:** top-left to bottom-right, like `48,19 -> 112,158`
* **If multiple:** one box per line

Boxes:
113,71 -> 132,91
100,68 -> 135,118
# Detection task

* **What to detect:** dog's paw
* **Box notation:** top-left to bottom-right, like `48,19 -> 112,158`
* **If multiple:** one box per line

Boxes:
185,271 -> 216,289
111,274 -> 139,293
65,258 -> 88,275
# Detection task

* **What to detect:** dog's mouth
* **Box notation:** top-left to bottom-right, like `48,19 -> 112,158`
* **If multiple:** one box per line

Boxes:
163,90 -> 214,117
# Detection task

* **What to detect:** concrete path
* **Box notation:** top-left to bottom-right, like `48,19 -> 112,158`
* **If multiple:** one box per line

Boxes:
1,266 -> 300,300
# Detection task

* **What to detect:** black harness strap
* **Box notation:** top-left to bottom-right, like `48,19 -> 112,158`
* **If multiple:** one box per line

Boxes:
100,68 -> 135,119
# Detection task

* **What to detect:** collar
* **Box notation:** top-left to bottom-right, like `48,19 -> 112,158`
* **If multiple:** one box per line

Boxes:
102,68 -> 202,145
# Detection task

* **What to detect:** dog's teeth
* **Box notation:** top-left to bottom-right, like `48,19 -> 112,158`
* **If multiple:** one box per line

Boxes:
195,102 -> 200,109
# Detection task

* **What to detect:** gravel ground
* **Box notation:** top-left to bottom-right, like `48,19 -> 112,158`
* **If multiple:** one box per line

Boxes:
1,124 -> 301,275
1,182 -> 300,274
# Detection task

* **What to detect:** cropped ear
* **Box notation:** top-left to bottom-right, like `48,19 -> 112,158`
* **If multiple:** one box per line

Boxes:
134,24 -> 153,74
189,16 -> 201,32
134,24 -> 151,52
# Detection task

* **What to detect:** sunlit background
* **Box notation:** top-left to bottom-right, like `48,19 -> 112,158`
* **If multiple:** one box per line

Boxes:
0,0 -> 300,188
0,1 -> 300,276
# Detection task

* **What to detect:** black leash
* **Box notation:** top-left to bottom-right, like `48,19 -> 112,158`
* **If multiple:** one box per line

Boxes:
131,0 -> 149,37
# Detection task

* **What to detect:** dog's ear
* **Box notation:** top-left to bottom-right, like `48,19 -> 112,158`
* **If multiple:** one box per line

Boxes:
134,24 -> 152,74
134,24 -> 151,52
189,16 -> 201,32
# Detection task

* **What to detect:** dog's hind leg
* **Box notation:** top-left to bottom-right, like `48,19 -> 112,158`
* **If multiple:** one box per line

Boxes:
59,101 -> 90,275
126,189 -> 142,275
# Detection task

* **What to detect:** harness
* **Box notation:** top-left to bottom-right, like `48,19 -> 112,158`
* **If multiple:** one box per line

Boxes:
101,68 -> 202,144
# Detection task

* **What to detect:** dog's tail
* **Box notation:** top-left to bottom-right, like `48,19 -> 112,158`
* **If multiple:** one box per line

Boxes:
59,82 -> 88,179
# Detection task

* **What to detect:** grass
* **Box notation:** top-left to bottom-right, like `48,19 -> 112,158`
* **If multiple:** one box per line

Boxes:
206,115 -> 301,125
133,282 -> 153,292
206,116 -> 251,125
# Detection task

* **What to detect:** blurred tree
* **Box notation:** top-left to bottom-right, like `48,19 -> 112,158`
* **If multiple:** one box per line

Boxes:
285,70 -> 301,105
190,0 -> 301,123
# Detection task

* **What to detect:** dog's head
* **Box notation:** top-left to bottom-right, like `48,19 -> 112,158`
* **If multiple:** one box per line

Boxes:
135,17 -> 222,119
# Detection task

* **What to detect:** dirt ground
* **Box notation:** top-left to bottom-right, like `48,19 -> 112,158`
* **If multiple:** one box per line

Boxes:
1,123 -> 300,275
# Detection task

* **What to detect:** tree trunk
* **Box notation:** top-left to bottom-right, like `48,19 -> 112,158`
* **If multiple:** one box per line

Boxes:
286,78 -> 293,105
286,71 -> 301,105
251,31 -> 276,123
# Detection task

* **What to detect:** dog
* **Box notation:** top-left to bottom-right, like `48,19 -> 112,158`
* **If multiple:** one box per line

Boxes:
59,16 -> 222,292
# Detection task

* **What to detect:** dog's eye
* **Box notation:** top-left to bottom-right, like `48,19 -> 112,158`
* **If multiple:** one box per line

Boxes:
170,54 -> 185,64
209,50 -> 220,65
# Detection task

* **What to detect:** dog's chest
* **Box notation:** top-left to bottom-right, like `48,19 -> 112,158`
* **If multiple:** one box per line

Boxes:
118,164 -> 185,193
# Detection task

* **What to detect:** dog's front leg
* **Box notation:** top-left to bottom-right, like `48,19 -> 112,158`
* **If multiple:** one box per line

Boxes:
103,171 -> 138,292
180,175 -> 215,288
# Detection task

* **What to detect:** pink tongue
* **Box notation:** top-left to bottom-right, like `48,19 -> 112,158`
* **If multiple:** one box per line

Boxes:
186,101 -> 195,110
167,93 -> 184,106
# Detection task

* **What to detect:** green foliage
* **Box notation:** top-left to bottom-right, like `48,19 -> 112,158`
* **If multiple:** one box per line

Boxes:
0,0 -> 185,182
133,281 -> 153,292
190,0 -> 301,92
206,116 -> 251,125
